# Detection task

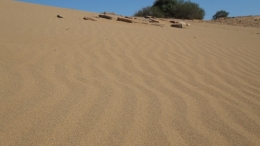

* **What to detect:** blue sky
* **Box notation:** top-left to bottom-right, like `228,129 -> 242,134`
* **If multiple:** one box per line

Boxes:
19,0 -> 260,20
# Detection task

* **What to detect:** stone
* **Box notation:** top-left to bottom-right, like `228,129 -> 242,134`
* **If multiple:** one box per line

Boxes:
57,15 -> 63,18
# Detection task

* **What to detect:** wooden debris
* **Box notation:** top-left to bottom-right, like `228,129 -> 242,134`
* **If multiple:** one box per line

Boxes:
171,23 -> 183,28
149,18 -> 159,23
102,12 -> 116,15
169,20 -> 177,23
57,15 -> 63,18
145,15 -> 157,19
150,24 -> 164,27
117,17 -> 133,23
99,14 -> 112,20
125,16 -> 134,19
83,17 -> 97,21
170,20 -> 191,27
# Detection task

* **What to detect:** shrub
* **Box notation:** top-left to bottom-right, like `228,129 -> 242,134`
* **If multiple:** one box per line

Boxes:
134,0 -> 205,20
134,6 -> 165,18
153,0 -> 177,17
213,10 -> 229,19
173,1 -> 205,19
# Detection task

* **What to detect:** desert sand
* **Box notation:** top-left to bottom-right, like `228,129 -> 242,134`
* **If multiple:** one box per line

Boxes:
1,0 -> 260,145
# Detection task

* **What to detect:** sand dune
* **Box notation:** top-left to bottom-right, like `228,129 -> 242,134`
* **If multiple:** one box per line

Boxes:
1,0 -> 260,145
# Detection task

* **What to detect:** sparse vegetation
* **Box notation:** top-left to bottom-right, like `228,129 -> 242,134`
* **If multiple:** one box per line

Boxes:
213,10 -> 229,20
134,0 -> 205,20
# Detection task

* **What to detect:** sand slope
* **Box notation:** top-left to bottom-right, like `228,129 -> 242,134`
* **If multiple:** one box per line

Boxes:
1,0 -> 260,145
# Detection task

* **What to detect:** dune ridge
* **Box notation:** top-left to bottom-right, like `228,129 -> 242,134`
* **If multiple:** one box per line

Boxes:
1,0 -> 260,145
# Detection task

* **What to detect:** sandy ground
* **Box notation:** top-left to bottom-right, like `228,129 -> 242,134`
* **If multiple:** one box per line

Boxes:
209,16 -> 260,28
1,0 -> 260,145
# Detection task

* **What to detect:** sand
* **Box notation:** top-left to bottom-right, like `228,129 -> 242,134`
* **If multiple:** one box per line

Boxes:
1,0 -> 260,145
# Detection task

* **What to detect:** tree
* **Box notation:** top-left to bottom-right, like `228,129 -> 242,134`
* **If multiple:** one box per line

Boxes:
153,0 -> 177,17
173,1 -> 205,19
134,0 -> 205,19
134,6 -> 165,18
213,10 -> 229,19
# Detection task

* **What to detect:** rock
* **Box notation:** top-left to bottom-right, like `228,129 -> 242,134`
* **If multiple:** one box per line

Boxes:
83,17 -> 97,21
99,14 -> 112,20
57,15 -> 63,18
117,17 -> 133,23
186,23 -> 191,26
171,23 -> 183,28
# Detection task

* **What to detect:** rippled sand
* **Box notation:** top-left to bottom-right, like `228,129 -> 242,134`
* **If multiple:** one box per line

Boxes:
1,0 -> 260,145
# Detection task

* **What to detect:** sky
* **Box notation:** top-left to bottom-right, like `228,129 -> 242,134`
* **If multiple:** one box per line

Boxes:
18,0 -> 260,20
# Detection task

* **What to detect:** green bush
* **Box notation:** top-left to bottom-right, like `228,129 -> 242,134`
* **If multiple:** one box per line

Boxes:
173,0 -> 205,19
134,6 -> 165,18
153,0 -> 177,17
134,0 -> 205,20
213,10 -> 229,19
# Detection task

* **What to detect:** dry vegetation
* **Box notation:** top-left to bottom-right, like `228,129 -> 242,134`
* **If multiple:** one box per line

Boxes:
209,16 -> 260,28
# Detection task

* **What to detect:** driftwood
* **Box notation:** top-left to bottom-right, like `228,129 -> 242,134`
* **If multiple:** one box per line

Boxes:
150,24 -> 164,27
57,15 -> 63,18
171,23 -> 183,28
149,18 -> 159,23
145,15 -> 157,19
125,16 -> 134,19
83,17 -> 97,21
99,14 -> 112,20
117,17 -> 133,23
169,20 -> 177,23
102,12 -> 116,15
170,20 -> 190,27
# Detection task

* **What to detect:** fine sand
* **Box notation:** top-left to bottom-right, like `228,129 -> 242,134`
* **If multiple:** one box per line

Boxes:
1,0 -> 260,145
